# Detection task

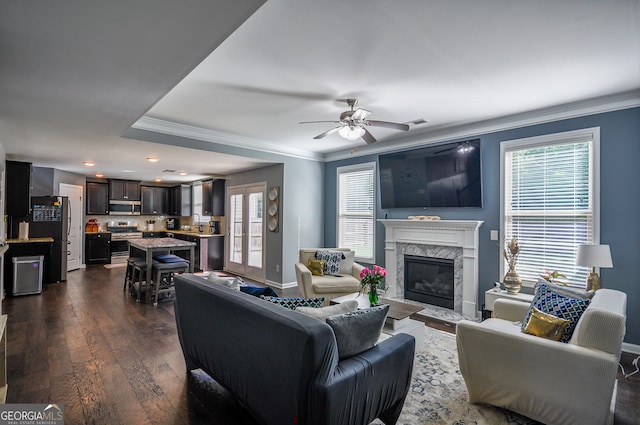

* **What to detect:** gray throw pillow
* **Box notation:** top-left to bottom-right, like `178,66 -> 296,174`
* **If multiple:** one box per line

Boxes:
297,300 -> 358,320
339,250 -> 355,274
208,274 -> 239,290
326,304 -> 389,359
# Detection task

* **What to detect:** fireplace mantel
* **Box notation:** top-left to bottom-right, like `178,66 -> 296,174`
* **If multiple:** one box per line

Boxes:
379,219 -> 483,318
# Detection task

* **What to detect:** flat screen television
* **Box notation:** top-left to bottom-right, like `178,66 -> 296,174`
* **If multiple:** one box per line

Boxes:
379,139 -> 482,208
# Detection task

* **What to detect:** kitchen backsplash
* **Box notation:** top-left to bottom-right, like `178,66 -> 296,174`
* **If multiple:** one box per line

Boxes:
86,215 -> 224,232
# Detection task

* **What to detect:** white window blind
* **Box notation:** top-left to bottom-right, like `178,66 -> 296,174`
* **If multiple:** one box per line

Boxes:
337,163 -> 375,262
501,128 -> 599,287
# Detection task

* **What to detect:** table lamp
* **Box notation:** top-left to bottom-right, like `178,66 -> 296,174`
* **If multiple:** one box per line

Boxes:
576,244 -> 613,291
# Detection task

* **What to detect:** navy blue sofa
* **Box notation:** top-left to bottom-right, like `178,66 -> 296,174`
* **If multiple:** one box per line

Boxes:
173,273 -> 415,425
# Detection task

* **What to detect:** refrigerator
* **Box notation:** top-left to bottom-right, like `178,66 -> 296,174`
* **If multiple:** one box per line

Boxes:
28,196 -> 68,282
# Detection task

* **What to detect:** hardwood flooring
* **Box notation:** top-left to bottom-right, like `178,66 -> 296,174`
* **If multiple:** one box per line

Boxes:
3,265 -> 639,424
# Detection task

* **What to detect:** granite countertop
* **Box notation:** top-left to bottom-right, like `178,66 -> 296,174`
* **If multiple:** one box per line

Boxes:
7,237 -> 55,244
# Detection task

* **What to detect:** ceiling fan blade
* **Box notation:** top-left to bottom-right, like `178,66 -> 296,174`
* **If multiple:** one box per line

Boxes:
366,120 -> 410,131
361,128 -> 377,144
313,126 -> 342,139
300,120 -> 341,124
351,108 -> 372,121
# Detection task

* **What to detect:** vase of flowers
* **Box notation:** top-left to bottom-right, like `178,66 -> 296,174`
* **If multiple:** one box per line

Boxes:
503,237 -> 522,294
360,265 -> 387,306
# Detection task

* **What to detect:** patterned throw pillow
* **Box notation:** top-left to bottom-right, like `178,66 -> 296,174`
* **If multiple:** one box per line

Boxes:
315,250 -> 345,276
307,259 -> 325,276
260,296 -> 325,310
521,282 -> 591,343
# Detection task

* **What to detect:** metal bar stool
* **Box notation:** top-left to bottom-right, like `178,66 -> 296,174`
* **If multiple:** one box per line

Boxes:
151,261 -> 189,306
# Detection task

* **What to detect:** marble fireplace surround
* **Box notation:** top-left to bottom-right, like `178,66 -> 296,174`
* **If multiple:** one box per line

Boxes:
379,220 -> 483,319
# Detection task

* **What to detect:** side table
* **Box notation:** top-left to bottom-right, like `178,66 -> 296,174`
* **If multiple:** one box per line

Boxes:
484,288 -> 534,317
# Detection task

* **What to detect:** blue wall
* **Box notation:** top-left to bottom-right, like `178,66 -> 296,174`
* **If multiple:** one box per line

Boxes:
325,107 -> 640,345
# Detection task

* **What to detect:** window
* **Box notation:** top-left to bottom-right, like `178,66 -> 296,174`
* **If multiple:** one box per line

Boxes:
337,163 -> 376,262
500,127 -> 599,287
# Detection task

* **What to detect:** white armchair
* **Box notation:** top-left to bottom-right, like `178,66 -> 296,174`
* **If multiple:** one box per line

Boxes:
294,248 -> 364,305
456,288 -> 627,425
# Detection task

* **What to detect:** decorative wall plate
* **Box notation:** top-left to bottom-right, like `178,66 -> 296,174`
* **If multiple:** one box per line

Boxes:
268,217 -> 278,231
268,186 -> 279,201
268,203 -> 278,216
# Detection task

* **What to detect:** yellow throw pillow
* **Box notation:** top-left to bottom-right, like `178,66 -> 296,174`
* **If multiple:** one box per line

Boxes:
307,259 -> 325,276
523,306 -> 570,341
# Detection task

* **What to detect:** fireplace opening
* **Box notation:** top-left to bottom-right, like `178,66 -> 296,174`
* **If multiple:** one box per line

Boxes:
404,255 -> 454,309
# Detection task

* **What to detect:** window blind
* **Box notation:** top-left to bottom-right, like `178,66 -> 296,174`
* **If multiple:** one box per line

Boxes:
503,135 -> 595,287
338,164 -> 375,261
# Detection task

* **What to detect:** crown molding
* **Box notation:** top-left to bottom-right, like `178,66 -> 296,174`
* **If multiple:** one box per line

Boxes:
132,116 -> 324,162
324,89 -> 640,162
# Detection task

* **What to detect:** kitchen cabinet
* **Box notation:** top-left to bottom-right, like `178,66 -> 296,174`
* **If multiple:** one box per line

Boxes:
141,186 -> 168,215
86,182 -> 109,215
85,233 -> 111,265
202,179 -> 225,216
169,184 -> 192,216
6,160 -> 32,217
109,179 -> 141,201
171,233 -> 224,271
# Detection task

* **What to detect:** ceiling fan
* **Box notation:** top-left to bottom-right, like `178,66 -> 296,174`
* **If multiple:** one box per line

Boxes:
300,99 -> 410,144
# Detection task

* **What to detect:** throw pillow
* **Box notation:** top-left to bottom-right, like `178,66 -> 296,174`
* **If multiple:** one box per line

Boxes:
326,304 -> 390,359
522,306 -> 570,341
521,282 -> 591,343
339,250 -> 355,274
297,300 -> 359,321
307,259 -> 325,276
315,250 -> 345,276
208,274 -> 240,290
260,296 -> 325,310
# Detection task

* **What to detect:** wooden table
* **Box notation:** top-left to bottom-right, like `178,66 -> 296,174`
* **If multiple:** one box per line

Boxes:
331,293 -> 425,350
128,237 -> 196,303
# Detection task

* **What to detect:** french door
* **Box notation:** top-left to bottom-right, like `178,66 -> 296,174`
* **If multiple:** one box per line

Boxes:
226,183 -> 265,282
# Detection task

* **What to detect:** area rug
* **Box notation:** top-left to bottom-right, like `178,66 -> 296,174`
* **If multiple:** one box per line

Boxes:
103,262 -> 127,269
372,326 -> 539,425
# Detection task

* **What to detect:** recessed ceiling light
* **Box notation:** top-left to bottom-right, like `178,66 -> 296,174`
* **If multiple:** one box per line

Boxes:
147,157 -> 159,162
83,161 -> 95,167
178,171 -> 188,176
154,178 -> 162,182
95,173 -> 104,178
122,170 -> 134,173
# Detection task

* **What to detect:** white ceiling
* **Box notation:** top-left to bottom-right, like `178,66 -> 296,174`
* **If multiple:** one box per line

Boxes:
2,0 -> 639,183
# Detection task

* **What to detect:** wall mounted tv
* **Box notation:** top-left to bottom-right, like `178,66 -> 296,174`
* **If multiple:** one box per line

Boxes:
379,139 -> 482,208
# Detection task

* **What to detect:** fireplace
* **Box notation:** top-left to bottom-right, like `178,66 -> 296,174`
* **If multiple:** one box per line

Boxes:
404,255 -> 454,309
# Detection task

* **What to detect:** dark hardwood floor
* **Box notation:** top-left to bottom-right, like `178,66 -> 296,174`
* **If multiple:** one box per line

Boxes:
3,265 -> 639,424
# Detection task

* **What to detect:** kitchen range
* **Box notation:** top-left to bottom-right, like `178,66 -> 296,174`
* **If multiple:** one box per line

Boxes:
107,222 -> 142,261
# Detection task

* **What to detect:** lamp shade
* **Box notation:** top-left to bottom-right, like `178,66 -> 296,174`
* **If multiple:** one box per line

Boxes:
576,244 -> 613,268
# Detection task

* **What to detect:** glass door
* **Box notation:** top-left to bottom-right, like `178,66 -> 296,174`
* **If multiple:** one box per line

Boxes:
226,183 -> 265,281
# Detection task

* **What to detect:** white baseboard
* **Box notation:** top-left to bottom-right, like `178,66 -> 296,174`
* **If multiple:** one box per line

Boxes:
265,279 -> 298,290
622,342 -> 640,354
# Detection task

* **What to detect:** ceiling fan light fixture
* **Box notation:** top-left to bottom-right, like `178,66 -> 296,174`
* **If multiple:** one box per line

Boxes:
338,125 -> 365,141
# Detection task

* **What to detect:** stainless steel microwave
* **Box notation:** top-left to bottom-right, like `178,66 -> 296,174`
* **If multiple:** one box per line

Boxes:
109,200 -> 141,215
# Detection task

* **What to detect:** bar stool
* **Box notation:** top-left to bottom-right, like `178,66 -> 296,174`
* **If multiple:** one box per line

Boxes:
151,261 -> 189,306
131,259 -> 159,302
123,256 -> 144,293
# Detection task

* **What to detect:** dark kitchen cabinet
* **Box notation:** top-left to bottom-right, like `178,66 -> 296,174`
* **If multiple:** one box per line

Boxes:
203,179 -> 225,216
85,232 -> 111,265
169,184 -> 192,216
6,160 -> 32,217
141,186 -> 168,215
86,182 -> 109,215
171,233 -> 223,272
109,179 -> 141,201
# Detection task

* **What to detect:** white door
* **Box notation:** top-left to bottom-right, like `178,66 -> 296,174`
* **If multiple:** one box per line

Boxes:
60,183 -> 83,271
226,183 -> 265,282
